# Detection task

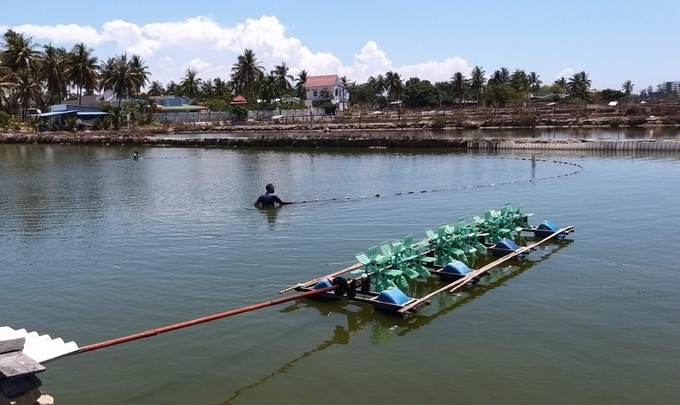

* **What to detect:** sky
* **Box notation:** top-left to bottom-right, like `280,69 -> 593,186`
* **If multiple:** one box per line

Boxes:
1,0 -> 679,92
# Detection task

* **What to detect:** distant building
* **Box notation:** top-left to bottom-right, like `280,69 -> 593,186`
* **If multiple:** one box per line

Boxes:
154,95 -> 203,112
663,81 -> 680,93
63,90 -> 137,107
304,75 -> 347,111
156,95 -> 194,107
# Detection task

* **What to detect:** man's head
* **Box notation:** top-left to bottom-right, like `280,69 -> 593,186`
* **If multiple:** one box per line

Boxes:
265,183 -> 275,193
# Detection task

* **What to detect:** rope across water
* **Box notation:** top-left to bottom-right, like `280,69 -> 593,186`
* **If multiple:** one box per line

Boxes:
290,157 -> 583,204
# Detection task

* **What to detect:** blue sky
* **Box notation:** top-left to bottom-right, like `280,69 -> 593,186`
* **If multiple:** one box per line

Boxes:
2,0 -> 678,92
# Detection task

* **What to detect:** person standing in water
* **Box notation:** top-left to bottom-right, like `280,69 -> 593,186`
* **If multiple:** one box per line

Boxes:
254,183 -> 293,207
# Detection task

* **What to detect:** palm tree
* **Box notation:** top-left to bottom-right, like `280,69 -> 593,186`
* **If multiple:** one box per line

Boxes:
39,44 -> 70,105
527,72 -> 542,92
14,68 -> 42,120
385,71 -> 404,102
567,71 -> 592,108
1,29 -> 41,72
213,77 -> 230,99
180,68 -> 201,99
554,77 -> 568,93
165,81 -> 181,96
272,62 -> 293,96
147,80 -> 164,97
622,80 -> 634,101
0,65 -> 18,114
469,66 -> 486,105
294,70 -> 308,100
100,53 -> 150,106
450,72 -> 469,105
488,67 -> 510,86
230,48 -> 264,98
259,73 -> 278,104
128,54 -> 150,94
367,74 -> 386,98
68,42 -> 99,105
509,69 -> 529,93
199,79 -> 214,100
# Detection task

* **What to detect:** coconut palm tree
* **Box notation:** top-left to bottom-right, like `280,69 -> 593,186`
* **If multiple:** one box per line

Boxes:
68,42 -> 99,105
509,69 -> 529,94
100,53 -> 150,106
199,79 -> 214,100
1,29 -> 41,72
294,70 -> 308,100
450,72 -> 469,106
272,62 -> 293,96
622,80 -> 634,101
180,68 -> 201,99
230,48 -> 264,98
213,77 -> 230,99
147,80 -> 164,97
14,68 -> 42,120
129,54 -> 150,94
385,71 -> 404,102
567,71 -> 592,107
0,65 -> 17,114
554,77 -> 567,92
165,81 -> 181,96
488,67 -> 510,86
259,73 -> 278,104
367,74 -> 386,98
39,44 -> 70,105
469,66 -> 486,105
527,72 -> 542,92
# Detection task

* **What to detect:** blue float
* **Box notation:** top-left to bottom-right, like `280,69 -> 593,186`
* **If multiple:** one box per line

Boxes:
491,238 -> 525,258
375,287 -> 410,305
442,261 -> 472,275
535,220 -> 564,238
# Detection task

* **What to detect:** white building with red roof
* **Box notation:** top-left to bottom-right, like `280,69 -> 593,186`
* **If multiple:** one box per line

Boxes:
304,75 -> 348,111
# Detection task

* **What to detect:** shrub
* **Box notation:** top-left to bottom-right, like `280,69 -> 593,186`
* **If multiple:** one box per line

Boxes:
627,116 -> 647,126
431,115 -> 447,129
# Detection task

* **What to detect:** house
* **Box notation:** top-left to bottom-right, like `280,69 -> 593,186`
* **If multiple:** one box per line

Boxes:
29,103 -> 108,126
153,95 -> 203,112
63,90 -> 138,108
304,75 -> 348,111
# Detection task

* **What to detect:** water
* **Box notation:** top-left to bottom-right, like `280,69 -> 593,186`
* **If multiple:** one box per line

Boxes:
1,140 -> 679,404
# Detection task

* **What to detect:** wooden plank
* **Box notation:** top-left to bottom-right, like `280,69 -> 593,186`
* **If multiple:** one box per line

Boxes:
0,352 -> 45,378
397,226 -> 573,315
0,338 -> 25,355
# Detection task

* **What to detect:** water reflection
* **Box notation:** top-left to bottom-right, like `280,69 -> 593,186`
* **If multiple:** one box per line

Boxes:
256,207 -> 279,225
218,238 -> 572,404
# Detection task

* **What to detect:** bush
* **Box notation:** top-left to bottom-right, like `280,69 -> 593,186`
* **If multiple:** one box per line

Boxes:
627,116 -> 647,126
431,115 -> 447,129
229,105 -> 248,122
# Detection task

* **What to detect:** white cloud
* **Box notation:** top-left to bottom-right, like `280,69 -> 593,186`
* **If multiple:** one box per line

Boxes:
188,58 -> 212,72
4,16 -> 473,86
556,68 -> 574,80
10,23 -> 103,46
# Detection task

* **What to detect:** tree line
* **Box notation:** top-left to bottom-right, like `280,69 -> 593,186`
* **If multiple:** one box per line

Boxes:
2,27 -> 673,125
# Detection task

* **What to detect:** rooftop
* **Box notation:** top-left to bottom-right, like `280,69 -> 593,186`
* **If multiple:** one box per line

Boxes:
304,75 -> 339,88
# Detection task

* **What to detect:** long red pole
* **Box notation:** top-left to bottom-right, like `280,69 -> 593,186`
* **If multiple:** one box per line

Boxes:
75,285 -> 337,354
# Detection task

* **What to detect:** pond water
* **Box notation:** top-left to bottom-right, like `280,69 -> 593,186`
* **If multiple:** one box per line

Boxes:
1,139 -> 679,404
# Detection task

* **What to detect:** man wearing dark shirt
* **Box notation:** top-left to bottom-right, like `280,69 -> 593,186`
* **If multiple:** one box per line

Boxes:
254,183 -> 293,207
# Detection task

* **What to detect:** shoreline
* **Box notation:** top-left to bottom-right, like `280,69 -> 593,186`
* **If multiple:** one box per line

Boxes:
2,128 -> 680,152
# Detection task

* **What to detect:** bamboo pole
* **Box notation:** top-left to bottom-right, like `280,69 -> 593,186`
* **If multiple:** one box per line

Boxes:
74,285 -> 338,355
397,226 -> 573,315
